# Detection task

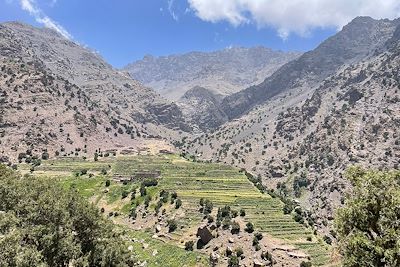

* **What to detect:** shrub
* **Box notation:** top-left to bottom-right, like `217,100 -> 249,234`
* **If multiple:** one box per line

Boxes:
231,221 -> 240,234
300,261 -> 312,267
175,198 -> 182,209
254,232 -> 263,240
184,241 -> 194,251
167,219 -> 178,232
105,180 -> 111,187
239,209 -> 246,217
142,178 -> 158,187
140,183 -> 147,196
245,222 -> 254,233
144,195 -> 151,208
121,190 -> 129,199
234,247 -> 243,257
41,152 -> 49,160
228,255 -> 239,267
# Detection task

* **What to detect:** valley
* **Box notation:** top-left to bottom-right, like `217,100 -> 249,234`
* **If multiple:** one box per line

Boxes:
17,151 -> 335,266
0,10 -> 399,267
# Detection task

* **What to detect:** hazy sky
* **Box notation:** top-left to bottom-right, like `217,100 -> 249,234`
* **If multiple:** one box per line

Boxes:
1,0 -> 400,67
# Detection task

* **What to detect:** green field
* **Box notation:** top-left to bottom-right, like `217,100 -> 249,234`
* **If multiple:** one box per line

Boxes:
19,154 -> 334,266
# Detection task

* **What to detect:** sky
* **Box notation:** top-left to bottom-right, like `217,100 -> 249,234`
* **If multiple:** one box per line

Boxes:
1,0 -> 400,68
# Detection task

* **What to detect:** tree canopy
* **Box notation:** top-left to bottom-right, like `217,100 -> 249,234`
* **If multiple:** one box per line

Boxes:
0,164 -> 135,267
335,167 -> 400,267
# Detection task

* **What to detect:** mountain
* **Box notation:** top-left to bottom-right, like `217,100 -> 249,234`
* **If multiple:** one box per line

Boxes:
124,47 -> 301,100
177,86 -> 227,132
220,17 -> 399,120
180,17 -> 400,234
0,22 -> 189,162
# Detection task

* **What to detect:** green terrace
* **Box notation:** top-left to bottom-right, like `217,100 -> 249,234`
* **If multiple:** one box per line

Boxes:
18,154 -> 334,266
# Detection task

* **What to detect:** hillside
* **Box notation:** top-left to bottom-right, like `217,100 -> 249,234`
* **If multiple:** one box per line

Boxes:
180,18 -> 400,234
0,22 -> 189,163
17,153 -> 336,267
220,17 -> 400,120
124,47 -> 301,100
177,86 -> 227,131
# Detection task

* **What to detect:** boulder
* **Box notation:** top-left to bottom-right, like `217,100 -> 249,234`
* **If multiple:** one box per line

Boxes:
196,226 -> 213,244
253,259 -> 264,267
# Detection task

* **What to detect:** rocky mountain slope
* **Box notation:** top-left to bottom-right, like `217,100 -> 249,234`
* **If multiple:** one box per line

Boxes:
0,22 -> 189,162
124,47 -> 301,100
180,17 -> 400,234
177,86 -> 227,132
220,17 -> 399,120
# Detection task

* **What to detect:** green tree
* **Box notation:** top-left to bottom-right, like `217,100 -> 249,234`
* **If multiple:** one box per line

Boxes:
335,167 -> 400,267
0,165 -> 135,267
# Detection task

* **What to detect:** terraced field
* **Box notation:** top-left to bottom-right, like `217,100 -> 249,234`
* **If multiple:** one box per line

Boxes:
19,154 -> 335,266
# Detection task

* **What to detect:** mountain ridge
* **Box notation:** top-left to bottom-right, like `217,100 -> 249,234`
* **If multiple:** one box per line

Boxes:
124,46 -> 301,100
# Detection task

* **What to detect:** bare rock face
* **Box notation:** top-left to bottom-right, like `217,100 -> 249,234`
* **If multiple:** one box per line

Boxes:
178,86 -> 228,131
124,47 -> 301,100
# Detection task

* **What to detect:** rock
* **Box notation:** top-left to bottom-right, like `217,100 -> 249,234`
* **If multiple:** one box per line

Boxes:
104,188 -> 109,193
155,225 -> 161,233
228,237 -> 234,243
142,243 -> 149,249
210,252 -> 220,264
196,226 -> 213,244
253,259 -> 264,267
287,251 -> 309,258
128,245 -> 133,251
139,260 -> 147,267
152,250 -> 158,256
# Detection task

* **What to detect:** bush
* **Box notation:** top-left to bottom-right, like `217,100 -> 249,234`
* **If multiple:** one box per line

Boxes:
245,222 -> 254,233
323,235 -> 332,245
254,232 -> 263,240
228,255 -> 239,267
121,190 -> 129,199
167,219 -> 178,232
175,198 -> 182,209
105,180 -> 111,187
231,210 -> 238,218
300,261 -> 312,267
293,211 -> 304,224
184,241 -> 194,251
222,218 -> 231,229
144,195 -> 151,208
261,251 -> 273,261
41,152 -> 49,160
140,183 -> 147,196
0,165 -> 135,266
231,221 -> 240,234
202,199 -> 213,214
239,209 -> 246,217
234,247 -> 244,258
252,236 -> 259,246
142,178 -> 158,187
